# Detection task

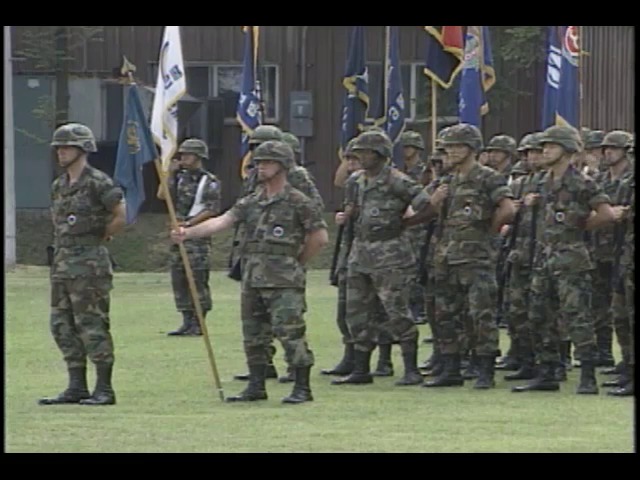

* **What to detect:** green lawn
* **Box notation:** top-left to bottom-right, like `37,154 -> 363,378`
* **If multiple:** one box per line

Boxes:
5,266 -> 634,453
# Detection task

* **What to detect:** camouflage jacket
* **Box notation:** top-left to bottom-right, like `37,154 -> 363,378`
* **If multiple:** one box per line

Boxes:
591,165 -> 633,262
534,165 -> 610,273
336,173 -> 358,273
615,174 -> 635,269
230,184 -> 327,288
50,165 -> 123,279
169,168 -> 221,266
345,165 -> 431,273
506,171 -> 546,268
436,162 -> 513,268
402,161 -> 429,253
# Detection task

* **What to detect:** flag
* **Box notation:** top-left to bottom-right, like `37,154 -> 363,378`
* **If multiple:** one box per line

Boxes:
385,26 -> 406,167
541,26 -> 563,129
237,26 -> 262,178
459,26 -> 496,127
114,85 -> 158,224
150,26 -> 186,173
555,26 -> 580,128
339,26 -> 369,159
423,26 -> 464,89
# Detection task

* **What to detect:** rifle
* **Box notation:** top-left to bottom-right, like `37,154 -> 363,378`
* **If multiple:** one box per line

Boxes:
329,223 -> 345,286
227,225 -> 242,282
329,181 -> 359,286
528,174 -> 545,288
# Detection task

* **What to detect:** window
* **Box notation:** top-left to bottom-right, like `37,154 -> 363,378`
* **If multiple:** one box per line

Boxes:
150,63 -> 279,123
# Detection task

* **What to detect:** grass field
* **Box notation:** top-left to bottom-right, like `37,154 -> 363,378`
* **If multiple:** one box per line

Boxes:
5,266 -> 634,453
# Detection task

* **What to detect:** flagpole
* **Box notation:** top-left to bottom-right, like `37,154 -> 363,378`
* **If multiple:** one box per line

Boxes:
384,26 -> 390,131
578,25 -> 584,130
431,81 -> 438,153
124,67 -> 225,402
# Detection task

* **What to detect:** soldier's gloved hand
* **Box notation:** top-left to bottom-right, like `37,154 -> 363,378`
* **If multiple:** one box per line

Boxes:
335,212 -> 348,226
171,226 -> 188,244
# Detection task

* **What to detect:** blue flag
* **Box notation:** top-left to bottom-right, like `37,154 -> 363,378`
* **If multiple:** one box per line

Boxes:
114,85 -> 157,224
541,26 -> 563,129
385,26 -> 406,167
340,26 -> 369,158
237,26 -> 262,178
459,26 -> 496,127
555,26 -> 580,128
424,26 -> 464,89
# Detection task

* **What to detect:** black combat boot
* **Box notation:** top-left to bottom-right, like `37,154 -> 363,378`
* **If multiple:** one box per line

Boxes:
331,349 -> 373,385
234,345 -> 278,380
608,365 -> 634,397
278,366 -> 295,384
576,361 -> 599,395
511,363 -> 560,392
602,363 -> 630,388
422,337 -> 434,344
168,311 -> 194,336
372,344 -> 394,376
462,350 -> 480,380
321,344 -> 355,376
80,363 -> 116,405
474,355 -> 496,389
186,313 -> 204,336
504,350 -> 536,381
226,364 -> 268,402
601,360 -> 625,376
395,341 -> 423,386
419,351 -> 439,371
495,341 -> 521,371
38,366 -> 91,405
282,366 -> 313,404
595,328 -> 615,368
422,354 -> 464,387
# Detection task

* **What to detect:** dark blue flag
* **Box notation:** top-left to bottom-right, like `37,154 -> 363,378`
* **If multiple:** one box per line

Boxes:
385,26 -> 406,167
555,26 -> 580,128
339,26 -> 369,158
541,26 -> 563,129
459,26 -> 495,127
424,26 -> 464,89
114,85 -> 157,224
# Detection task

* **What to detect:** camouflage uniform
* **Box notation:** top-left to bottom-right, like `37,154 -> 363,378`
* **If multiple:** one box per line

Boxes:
333,130 -> 432,387
515,125 -> 610,395
425,124 -> 513,390
168,139 -> 221,336
40,123 -> 124,406
225,141 -> 327,404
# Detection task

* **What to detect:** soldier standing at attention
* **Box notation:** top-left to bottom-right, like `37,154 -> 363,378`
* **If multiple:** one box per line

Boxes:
39,123 -> 126,406
167,139 -> 221,336
172,141 -> 328,404
423,124 -> 515,390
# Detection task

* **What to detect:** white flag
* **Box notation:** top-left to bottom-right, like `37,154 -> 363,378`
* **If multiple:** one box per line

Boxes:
151,26 -> 186,172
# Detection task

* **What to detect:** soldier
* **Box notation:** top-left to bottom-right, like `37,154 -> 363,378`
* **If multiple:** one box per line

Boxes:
485,135 -> 518,179
322,138 -> 361,376
39,123 -> 126,406
167,139 -> 221,336
424,124 -> 515,389
331,130 -> 444,387
172,141 -> 328,404
585,130 -> 606,174
282,131 -> 302,165
512,125 -> 616,394
590,131 -> 633,367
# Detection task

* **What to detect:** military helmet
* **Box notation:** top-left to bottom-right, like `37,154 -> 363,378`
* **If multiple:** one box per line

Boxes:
178,138 -> 208,160
511,160 -> 528,176
344,138 -> 359,159
528,132 -> 544,151
435,126 -> 451,152
252,140 -> 294,170
351,130 -> 393,158
249,125 -> 283,146
441,123 -> 483,152
485,134 -> 517,155
281,132 -> 301,154
626,136 -> 634,154
51,123 -> 97,153
517,133 -> 534,152
400,130 -> 425,150
538,125 -> 582,153
600,130 -> 633,150
584,130 -> 605,150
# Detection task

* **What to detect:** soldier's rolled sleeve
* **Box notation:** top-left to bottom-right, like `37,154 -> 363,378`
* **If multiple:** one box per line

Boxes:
97,178 -> 124,212
298,198 -> 328,234
229,196 -> 251,225
585,178 -> 611,209
410,188 -> 431,212
485,172 -> 514,206
203,179 -> 222,215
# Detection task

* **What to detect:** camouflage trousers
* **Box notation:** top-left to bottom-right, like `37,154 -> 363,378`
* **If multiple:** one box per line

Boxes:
241,286 -> 314,367
425,268 -> 438,340
592,260 -> 614,333
171,267 -> 212,313
346,268 -> 418,352
335,271 -> 353,344
50,276 -> 115,368
623,266 -> 635,365
529,264 -> 597,364
611,266 -> 634,365
433,264 -> 499,356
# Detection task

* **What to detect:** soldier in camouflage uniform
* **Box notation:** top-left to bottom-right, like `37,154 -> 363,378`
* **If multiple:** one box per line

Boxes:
589,131 -> 633,367
512,125 -> 616,394
423,124 -> 515,389
585,130 -> 606,174
167,139 -> 221,336
282,131 -> 302,166
322,138 -> 361,376
173,141 -> 329,404
486,135 -> 517,179
39,123 -> 126,406
331,130 -> 444,387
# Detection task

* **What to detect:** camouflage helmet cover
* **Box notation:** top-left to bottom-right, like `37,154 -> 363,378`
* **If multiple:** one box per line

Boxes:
538,125 -> 582,153
584,130 -> 605,150
441,123 -> 484,152
178,138 -> 209,159
51,123 -> 97,153
351,130 -> 393,158
517,133 -> 535,152
400,130 -> 425,150
281,132 -> 301,153
343,137 -> 359,158
600,130 -> 633,149
252,140 -> 294,170
249,125 -> 283,145
486,134 -> 517,155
